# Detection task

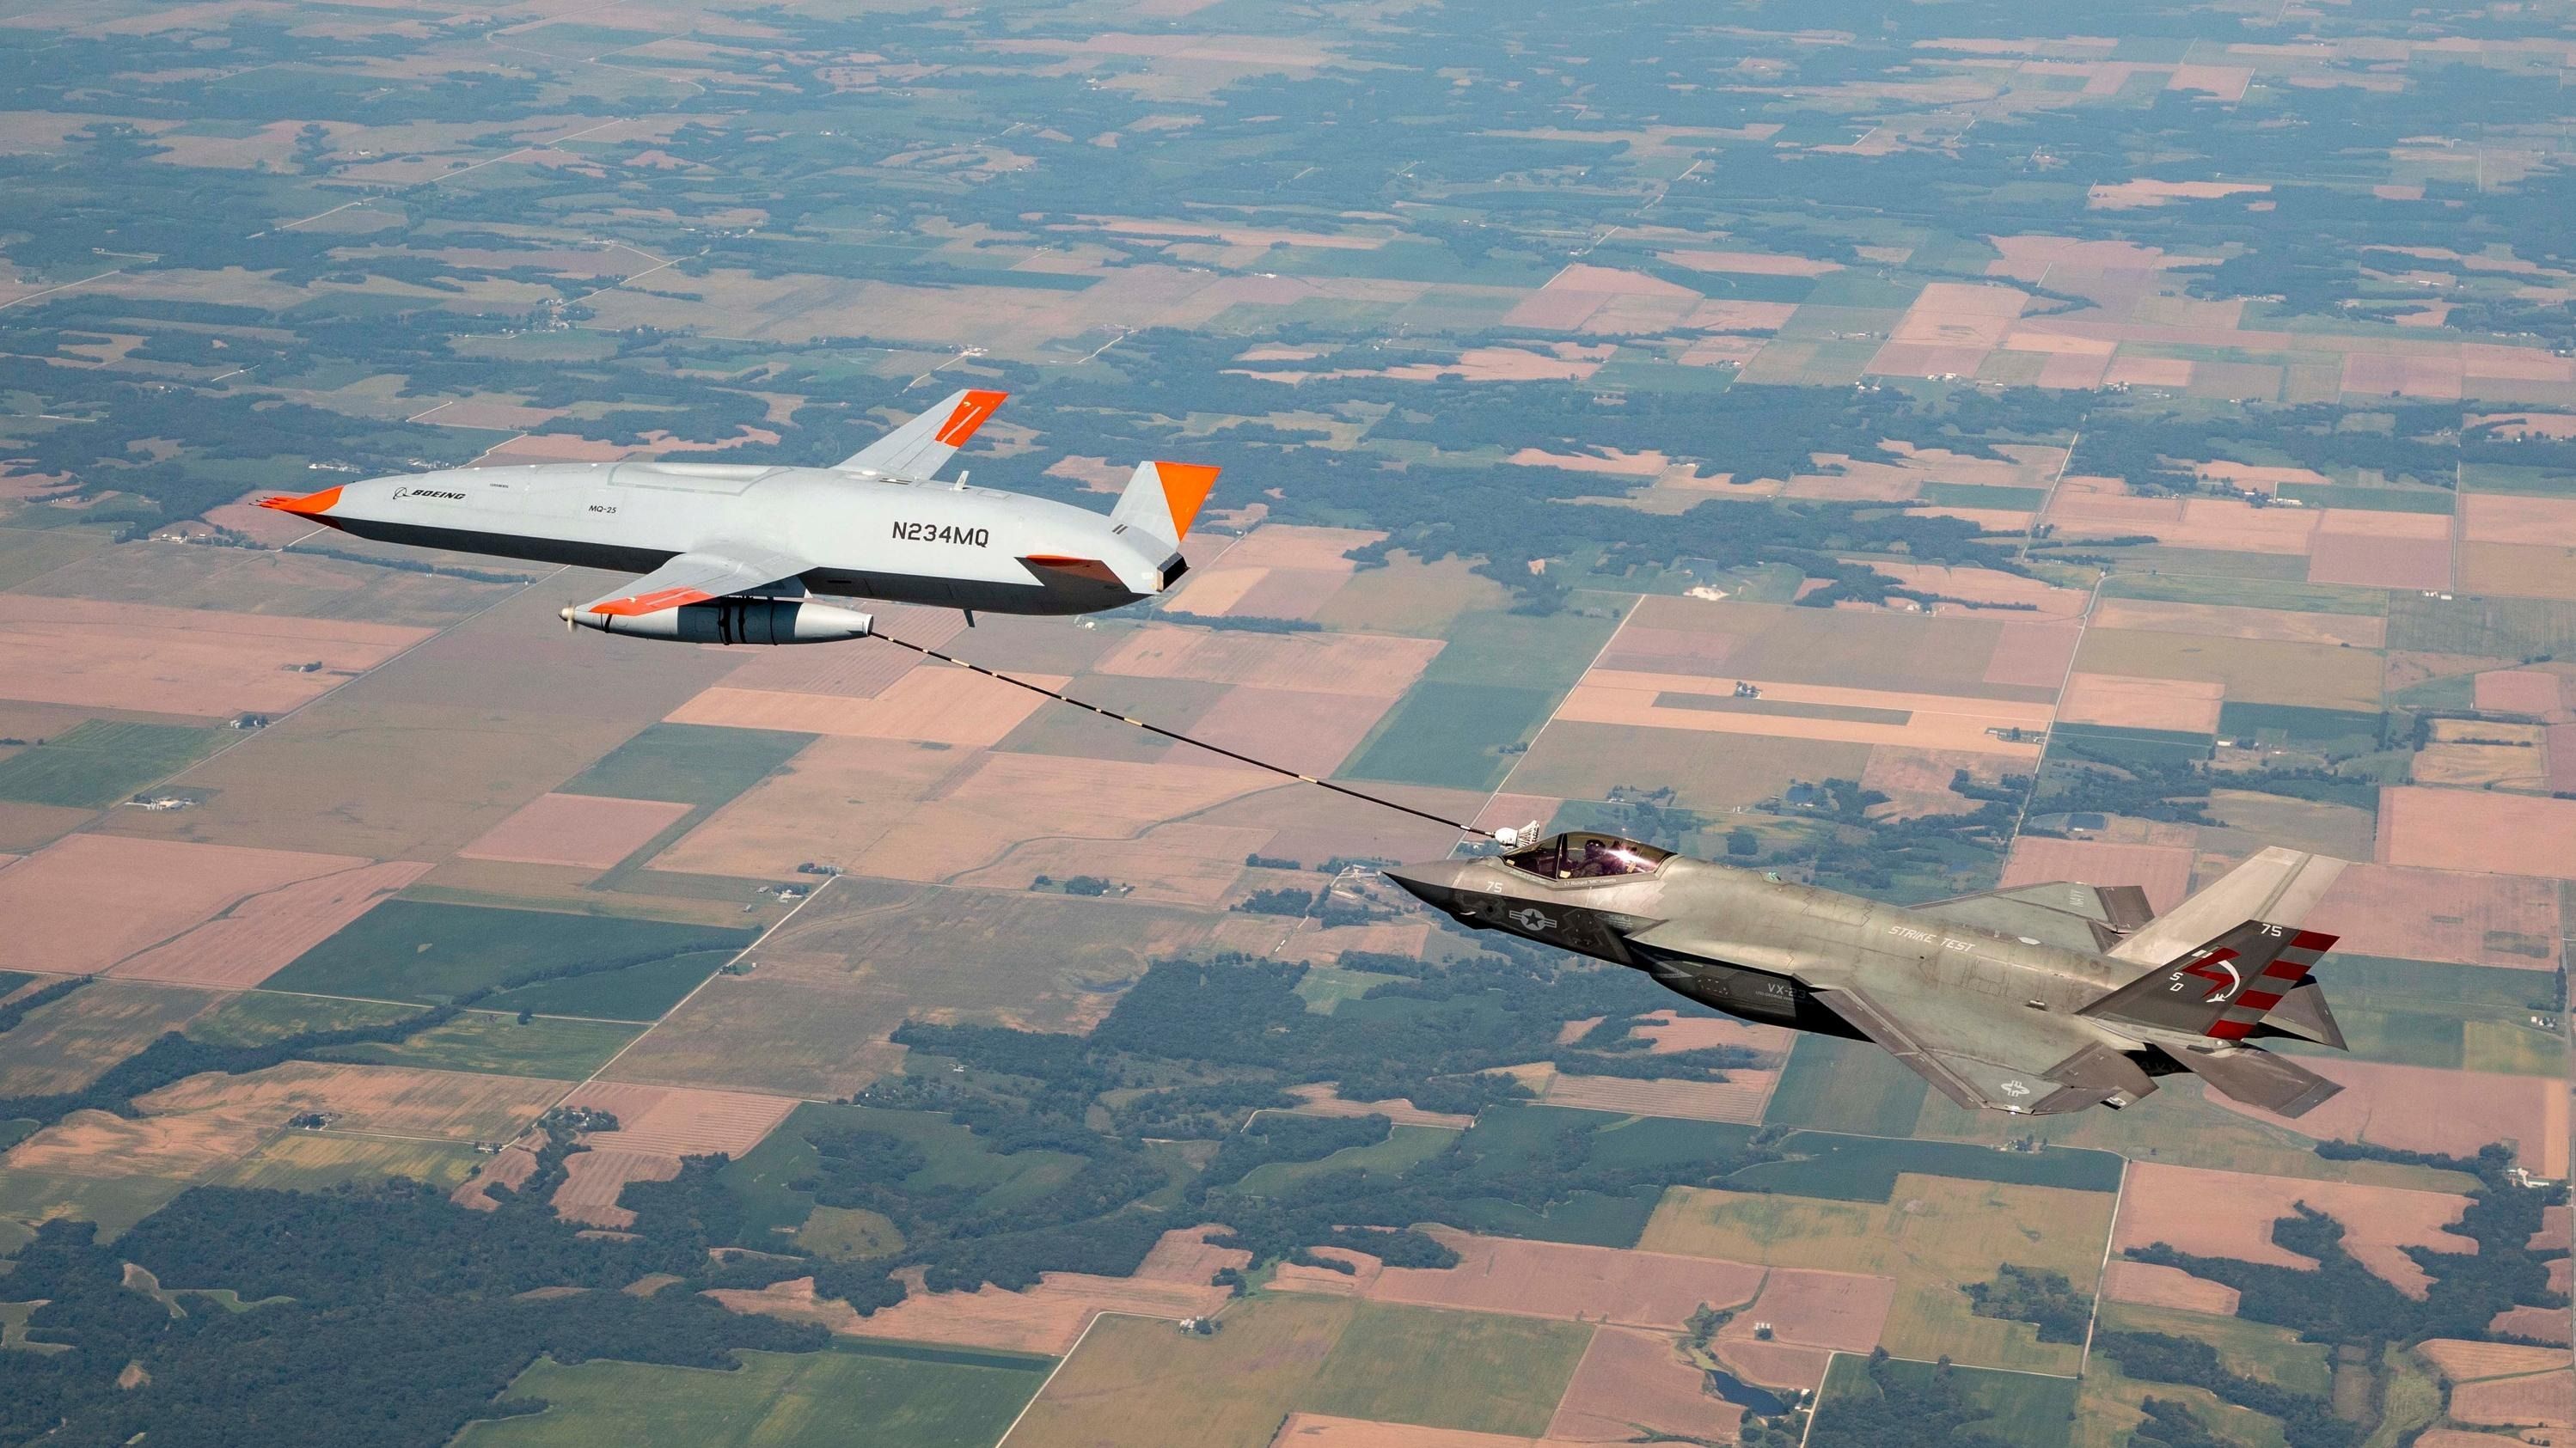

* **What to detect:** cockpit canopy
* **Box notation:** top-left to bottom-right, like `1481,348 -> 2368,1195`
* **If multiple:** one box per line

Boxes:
1501,832 -> 1672,882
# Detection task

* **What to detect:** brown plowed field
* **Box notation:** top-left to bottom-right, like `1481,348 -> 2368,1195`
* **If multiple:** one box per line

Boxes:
1269,1413 -> 1576,1448
955,821 -> 1268,907
713,1265 -> 1231,1356
1097,625 -> 1440,698
1217,524 -> 1380,571
1725,1268 -> 1897,1353
551,1148 -> 681,1229
2001,838 -> 2195,914
2094,599 -> 2387,649
0,834 -> 376,976
1189,685 -> 1399,779
109,859 -> 431,988
667,666 -> 1060,746
0,594 -> 427,718
841,752 -> 1273,884
2308,530 -> 2451,591
1134,1225 -> 1255,1285
2418,1341 -> 2571,1382
1982,620 -> 2083,688
1542,1072 -> 1778,1124
138,1060 -> 560,1142
2058,672 -> 2224,732
1272,1245 -> 1386,1296
1627,1011 -> 1796,1060
2462,494 -> 2576,547
5,1105 -> 273,1182
1237,569 -> 1354,620
2461,542 -> 2576,602
1862,747 -> 2016,821
456,793 -> 691,871
2309,865 -> 2561,968
1166,566 -> 1270,617
2380,786 -> 2576,879
451,1135 -> 545,1212
2487,1306 -> 2570,1346
2115,1163 -> 2474,1297
2215,1060 -> 2573,1177
2474,669 -> 2567,717
2449,1370 -> 2573,1427
556,1082 -> 798,1157
1353,1230 -> 1765,1329
2103,1261 -> 2241,1315
647,736 -> 965,879
1545,1325 -> 1740,1443
1283,1084 -> 1476,1129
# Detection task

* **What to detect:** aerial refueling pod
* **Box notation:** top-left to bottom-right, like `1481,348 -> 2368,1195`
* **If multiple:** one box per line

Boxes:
562,596 -> 874,645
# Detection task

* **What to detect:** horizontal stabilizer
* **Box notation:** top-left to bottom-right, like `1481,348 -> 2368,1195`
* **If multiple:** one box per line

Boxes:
833,388 -> 1007,478
2259,978 -> 2346,1049
2172,1046 -> 2343,1119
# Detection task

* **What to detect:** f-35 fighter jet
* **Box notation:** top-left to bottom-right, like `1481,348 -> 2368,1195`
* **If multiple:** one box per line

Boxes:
258,389 -> 1217,645
1386,834 -> 2351,1117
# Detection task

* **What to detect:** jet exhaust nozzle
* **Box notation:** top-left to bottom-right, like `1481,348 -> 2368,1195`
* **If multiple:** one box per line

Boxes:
563,598 -> 875,645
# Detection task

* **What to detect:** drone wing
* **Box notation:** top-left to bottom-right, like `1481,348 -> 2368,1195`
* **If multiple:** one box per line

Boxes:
832,388 -> 1007,478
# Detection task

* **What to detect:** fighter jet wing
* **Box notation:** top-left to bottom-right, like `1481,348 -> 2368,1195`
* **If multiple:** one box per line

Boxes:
1808,983 -> 2157,1115
832,388 -> 1007,478
571,545 -> 812,618
1914,881 -> 2157,954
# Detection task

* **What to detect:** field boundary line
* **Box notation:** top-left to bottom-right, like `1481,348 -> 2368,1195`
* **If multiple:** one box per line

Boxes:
2079,1153 -> 2130,1375
991,1308 -> 1162,1448
2002,570 -> 2108,851
1444,585 -> 1638,858
557,872 -> 843,1103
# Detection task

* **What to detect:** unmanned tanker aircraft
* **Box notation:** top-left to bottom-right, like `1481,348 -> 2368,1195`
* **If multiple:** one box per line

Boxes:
1388,835 -> 2353,1118
259,389 -> 1216,644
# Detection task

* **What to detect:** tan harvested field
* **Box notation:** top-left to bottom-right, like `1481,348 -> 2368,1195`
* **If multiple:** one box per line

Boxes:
1342,1230 -> 1764,1329
5,1104 -> 274,1182
2418,1341 -> 2571,1382
2474,669 -> 2567,717
1135,1225 -> 1257,1285
2058,672 -> 2224,732
1711,1336 -> 1836,1392
2114,1164 -> 2473,1298
1514,721 -> 1871,813
1983,619 -> 2083,688
138,1061 -> 560,1142
1165,565 -> 1275,616
0,980 -> 213,1096
1273,1244 -> 1386,1296
1098,624 -> 1441,698
1551,669 -> 2049,757
110,859 -> 431,988
93,586 -> 738,858
1627,1010 -> 1796,1060
2072,628 -> 2383,712
2449,1370 -> 2573,1428
647,736 -> 966,879
715,1256 -> 1233,1356
2414,740 -> 2548,788
456,792 -> 692,871
1545,1325 -> 1738,1443
2461,494 -> 2576,547
2460,541 -> 2576,601
2092,598 -> 2388,649
598,971 -> 914,1099
550,1148 -> 679,1229
452,1136 -> 545,1211
0,592 -> 426,718
954,820 -> 1267,907
1540,1072 -> 1778,1124
1724,1268 -> 1898,1353
1189,685 -> 1400,779
1218,524 -> 1381,571
2380,786 -> 2576,879
1622,596 -> 2028,700
2487,1306 -> 2570,1345
1283,1084 -> 1476,1129
2308,527 -> 2453,591
555,1082 -> 799,1157
2210,1059 -> 2571,1178
2103,1261 -> 2242,1315
37,534 -> 505,629
667,666 -> 1061,746
0,834 -> 377,976
1877,565 -> 2091,617
1309,553 -> 1509,637
838,752 -> 1273,883
1862,746 -> 2016,821
2001,837 -> 2196,914
1270,1413 -> 1576,1448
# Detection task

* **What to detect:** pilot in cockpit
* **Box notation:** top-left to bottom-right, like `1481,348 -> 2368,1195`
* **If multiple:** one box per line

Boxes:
1503,833 -> 1670,883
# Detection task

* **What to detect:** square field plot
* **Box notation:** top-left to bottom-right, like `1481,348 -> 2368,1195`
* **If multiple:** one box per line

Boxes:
0,594 -> 429,719
0,980 -> 214,1097
456,792 -> 691,871
0,720 -> 220,808
263,899 -> 755,1010
2377,786 -> 2576,879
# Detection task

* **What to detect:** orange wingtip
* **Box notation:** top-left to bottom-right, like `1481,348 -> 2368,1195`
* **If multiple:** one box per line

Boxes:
588,586 -> 713,617
257,485 -> 344,516
1153,462 -> 1221,541
932,389 -> 1009,447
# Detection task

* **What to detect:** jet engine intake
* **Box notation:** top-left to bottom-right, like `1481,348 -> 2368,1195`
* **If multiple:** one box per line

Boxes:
566,597 -> 875,645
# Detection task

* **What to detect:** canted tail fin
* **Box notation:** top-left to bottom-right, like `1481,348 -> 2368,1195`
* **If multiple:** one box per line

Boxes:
1111,461 -> 1221,552
2081,920 -> 2339,1042
2108,846 -> 2345,967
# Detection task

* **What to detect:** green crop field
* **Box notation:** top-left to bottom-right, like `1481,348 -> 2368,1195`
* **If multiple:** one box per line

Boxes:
1343,681 -> 1559,791
1816,1354 -> 2083,1448
2387,595 -> 2576,658
1765,1036 -> 1928,1138
1919,482 -> 2048,511
2215,702 -> 2384,751
455,1341 -> 1049,1448
0,1169 -> 187,1243
478,951 -> 742,1022
264,900 -> 755,1006
1010,1295 -> 1351,1448
1300,1302 -> 1592,1438
2099,575 -> 2387,616
311,1011 -> 641,1079
557,722 -> 815,810
217,1133 -> 485,1192
0,719 -> 221,808
1434,1107 -> 1764,1248
187,991 -> 418,1047
2096,1303 -> 2332,1396
1234,1123 -> 1455,1195
1725,1132 -> 2124,1201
